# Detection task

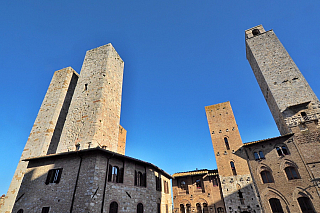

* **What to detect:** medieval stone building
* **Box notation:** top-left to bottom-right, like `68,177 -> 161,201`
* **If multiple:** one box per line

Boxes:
173,25 -> 320,213
2,44 -> 173,213
172,169 -> 225,213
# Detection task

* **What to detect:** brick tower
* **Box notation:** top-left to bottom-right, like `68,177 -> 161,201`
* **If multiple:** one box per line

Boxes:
246,25 -> 320,200
205,102 -> 261,213
2,44 -> 126,213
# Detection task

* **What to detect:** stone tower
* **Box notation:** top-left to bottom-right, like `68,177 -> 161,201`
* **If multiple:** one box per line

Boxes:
246,25 -> 320,198
56,44 -> 125,153
2,67 -> 79,212
2,44 -> 126,213
205,102 -> 261,213
245,25 -> 320,136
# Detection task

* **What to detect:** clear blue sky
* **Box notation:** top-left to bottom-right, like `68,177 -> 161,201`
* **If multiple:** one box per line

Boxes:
1,1 -> 320,195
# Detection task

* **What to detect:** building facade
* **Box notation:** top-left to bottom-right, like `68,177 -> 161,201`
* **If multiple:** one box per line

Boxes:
12,148 -> 172,213
2,44 -> 173,213
172,169 -> 225,213
201,25 -> 320,213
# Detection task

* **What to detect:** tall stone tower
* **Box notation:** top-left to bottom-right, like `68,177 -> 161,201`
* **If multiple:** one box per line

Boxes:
205,102 -> 262,213
2,43 -> 126,213
2,67 -> 79,212
56,44 -> 125,153
246,25 -> 320,193
245,25 -> 320,136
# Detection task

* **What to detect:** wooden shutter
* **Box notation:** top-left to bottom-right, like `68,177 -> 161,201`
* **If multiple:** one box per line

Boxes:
45,169 -> 54,185
108,165 -> 112,182
118,168 -> 124,183
56,168 -> 63,183
134,170 -> 137,186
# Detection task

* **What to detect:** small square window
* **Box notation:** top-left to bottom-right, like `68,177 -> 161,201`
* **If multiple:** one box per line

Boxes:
45,168 -> 63,185
42,207 -> 50,213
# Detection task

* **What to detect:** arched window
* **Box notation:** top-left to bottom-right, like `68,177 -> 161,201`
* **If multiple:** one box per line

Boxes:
261,171 -> 274,183
137,203 -> 143,213
285,166 -> 300,180
186,204 -> 191,213
297,197 -> 315,213
269,198 -> 284,213
276,146 -> 289,156
196,179 -> 202,189
196,203 -> 202,213
230,161 -> 237,175
180,204 -> 185,213
224,137 -> 230,150
217,207 -> 224,213
108,165 -> 123,183
17,210 -> 24,213
203,203 -> 209,213
135,170 -> 146,187
109,201 -> 118,213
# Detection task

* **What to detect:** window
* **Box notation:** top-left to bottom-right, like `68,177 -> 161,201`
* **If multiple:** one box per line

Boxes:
17,210 -> 23,213
180,180 -> 187,190
135,171 -> 146,187
238,190 -> 244,205
166,204 -> 168,213
269,198 -> 284,213
195,179 -> 202,189
108,165 -> 124,183
186,204 -> 191,213
211,176 -> 218,186
41,207 -> 50,213
196,203 -> 202,213
252,29 -> 260,36
224,137 -> 230,150
157,203 -> 161,213
261,171 -> 274,183
301,112 -> 309,121
230,161 -> 237,175
285,167 -> 300,180
297,197 -> 315,213
137,203 -> 143,213
45,168 -> 63,184
254,151 -> 265,160
217,207 -> 224,213
180,204 -> 185,213
109,201 -> 118,213
203,203 -> 209,213
164,180 -> 169,194
276,146 -> 289,156
156,176 -> 162,191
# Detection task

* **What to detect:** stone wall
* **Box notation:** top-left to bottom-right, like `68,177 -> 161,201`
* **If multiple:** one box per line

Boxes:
243,134 -> 320,212
12,149 -> 173,213
56,44 -> 125,154
172,170 -> 225,213
3,67 -> 78,213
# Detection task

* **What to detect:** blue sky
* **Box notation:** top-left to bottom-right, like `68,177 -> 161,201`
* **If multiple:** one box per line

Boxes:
1,1 -> 320,195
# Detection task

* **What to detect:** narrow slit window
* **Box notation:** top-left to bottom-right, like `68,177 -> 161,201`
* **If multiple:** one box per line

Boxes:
224,137 -> 230,150
230,161 -> 237,175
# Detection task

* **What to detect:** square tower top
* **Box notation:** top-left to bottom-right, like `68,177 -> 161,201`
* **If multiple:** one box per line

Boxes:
245,25 -> 266,39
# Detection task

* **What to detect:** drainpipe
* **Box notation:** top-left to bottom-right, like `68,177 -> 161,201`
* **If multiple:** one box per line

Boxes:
70,153 -> 83,213
101,154 -> 114,213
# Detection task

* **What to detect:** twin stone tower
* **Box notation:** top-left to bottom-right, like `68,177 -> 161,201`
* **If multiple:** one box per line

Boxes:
4,44 -> 127,212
